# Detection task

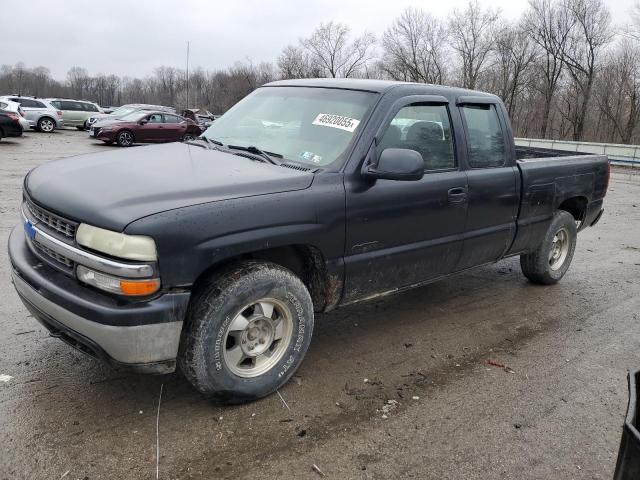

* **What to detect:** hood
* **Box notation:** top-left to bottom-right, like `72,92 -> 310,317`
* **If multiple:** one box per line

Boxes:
25,143 -> 314,231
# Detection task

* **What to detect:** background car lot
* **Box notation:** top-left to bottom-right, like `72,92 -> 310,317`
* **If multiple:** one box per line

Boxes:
0,129 -> 638,479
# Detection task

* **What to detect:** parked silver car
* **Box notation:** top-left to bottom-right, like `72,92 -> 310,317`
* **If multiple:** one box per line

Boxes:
0,95 -> 64,132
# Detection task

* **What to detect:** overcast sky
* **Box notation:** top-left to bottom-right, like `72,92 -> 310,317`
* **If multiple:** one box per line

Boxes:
3,0 -> 634,80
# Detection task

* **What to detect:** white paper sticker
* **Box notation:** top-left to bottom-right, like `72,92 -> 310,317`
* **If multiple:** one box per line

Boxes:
312,113 -> 360,132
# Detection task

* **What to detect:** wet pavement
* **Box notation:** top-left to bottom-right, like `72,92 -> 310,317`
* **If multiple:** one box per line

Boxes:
0,130 -> 639,479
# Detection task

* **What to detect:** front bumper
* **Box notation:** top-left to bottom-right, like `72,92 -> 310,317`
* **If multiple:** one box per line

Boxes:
8,225 -> 190,373
94,129 -> 116,142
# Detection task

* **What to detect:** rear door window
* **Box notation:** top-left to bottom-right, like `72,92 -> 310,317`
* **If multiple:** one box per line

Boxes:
460,104 -> 506,168
163,114 -> 181,123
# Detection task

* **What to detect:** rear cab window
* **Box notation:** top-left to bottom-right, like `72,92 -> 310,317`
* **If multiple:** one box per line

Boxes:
459,104 -> 506,168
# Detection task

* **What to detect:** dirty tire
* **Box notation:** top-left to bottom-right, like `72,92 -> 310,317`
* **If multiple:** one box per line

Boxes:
116,130 -> 134,147
178,261 -> 314,404
520,210 -> 577,285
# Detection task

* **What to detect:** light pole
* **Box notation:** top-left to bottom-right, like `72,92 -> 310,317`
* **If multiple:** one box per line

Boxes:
186,41 -> 190,108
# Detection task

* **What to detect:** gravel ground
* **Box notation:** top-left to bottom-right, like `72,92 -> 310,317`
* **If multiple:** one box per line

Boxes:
0,129 -> 639,480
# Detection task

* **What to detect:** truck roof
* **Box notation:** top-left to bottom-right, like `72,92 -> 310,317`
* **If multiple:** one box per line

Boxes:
264,78 -> 497,99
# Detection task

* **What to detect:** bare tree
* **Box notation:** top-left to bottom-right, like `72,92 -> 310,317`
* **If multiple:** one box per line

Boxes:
277,45 -> 321,79
67,66 -> 92,99
447,0 -> 499,90
594,40 -> 640,143
380,8 -> 448,84
300,21 -> 376,78
561,0 -> 612,140
490,21 -> 538,117
524,0 -> 574,138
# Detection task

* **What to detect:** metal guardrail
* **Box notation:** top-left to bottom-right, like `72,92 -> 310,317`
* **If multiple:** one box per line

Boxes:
515,138 -> 640,167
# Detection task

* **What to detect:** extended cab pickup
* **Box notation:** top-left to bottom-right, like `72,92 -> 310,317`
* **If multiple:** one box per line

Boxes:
9,79 -> 609,403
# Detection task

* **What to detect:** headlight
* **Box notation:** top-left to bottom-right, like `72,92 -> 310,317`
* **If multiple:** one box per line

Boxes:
76,223 -> 157,261
77,265 -> 160,296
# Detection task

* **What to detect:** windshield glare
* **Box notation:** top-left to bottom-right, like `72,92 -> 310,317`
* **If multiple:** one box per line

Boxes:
112,107 -> 136,117
119,111 -> 147,121
202,86 -> 377,167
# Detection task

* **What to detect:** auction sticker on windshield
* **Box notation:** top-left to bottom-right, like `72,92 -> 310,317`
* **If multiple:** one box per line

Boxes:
312,113 -> 360,132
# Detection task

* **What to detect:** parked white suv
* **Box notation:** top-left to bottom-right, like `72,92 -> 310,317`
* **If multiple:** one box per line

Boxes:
48,99 -> 103,130
0,95 -> 64,132
0,99 -> 30,131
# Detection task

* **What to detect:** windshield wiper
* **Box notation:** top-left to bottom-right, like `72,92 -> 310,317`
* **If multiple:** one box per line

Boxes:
191,136 -> 226,150
227,145 -> 282,165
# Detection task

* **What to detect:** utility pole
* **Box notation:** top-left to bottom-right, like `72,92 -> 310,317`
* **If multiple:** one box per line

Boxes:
186,41 -> 190,108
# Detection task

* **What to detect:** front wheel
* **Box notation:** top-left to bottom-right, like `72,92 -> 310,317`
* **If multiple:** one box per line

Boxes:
178,261 -> 314,404
116,130 -> 134,147
520,211 -> 577,285
182,133 -> 195,142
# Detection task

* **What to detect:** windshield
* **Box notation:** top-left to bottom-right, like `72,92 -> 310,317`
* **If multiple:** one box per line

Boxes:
202,86 -> 378,167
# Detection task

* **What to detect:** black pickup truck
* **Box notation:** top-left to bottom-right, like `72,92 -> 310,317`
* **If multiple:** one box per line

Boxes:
8,79 -> 609,403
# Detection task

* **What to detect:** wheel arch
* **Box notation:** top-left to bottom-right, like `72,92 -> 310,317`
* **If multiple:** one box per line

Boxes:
557,195 -> 588,227
191,244 -> 342,313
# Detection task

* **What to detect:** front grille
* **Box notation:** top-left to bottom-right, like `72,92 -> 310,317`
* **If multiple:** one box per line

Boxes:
92,127 -> 101,136
24,198 -> 77,239
32,238 -> 74,270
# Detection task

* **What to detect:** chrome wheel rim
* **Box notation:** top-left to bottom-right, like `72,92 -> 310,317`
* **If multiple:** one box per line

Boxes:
119,131 -> 132,146
40,119 -> 54,132
222,298 -> 293,378
549,227 -> 570,270
183,134 -> 194,141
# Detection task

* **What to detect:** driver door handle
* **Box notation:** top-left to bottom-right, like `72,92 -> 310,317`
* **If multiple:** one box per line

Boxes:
448,187 -> 468,204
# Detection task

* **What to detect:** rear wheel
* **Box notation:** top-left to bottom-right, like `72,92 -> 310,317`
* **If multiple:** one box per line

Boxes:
182,133 -> 195,142
116,130 -> 134,147
37,117 -> 55,133
179,261 -> 314,404
520,211 -> 577,285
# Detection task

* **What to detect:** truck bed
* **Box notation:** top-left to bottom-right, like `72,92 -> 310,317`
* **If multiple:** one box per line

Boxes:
515,145 -> 584,160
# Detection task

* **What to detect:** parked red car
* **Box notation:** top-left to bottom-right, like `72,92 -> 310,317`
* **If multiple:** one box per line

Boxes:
90,111 -> 202,147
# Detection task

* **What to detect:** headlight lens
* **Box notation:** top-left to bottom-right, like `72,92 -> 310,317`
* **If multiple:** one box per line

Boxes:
77,265 -> 160,296
76,223 -> 157,261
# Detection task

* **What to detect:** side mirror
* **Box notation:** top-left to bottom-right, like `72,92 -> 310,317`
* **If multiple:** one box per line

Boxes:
139,119 -> 148,125
364,148 -> 424,181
